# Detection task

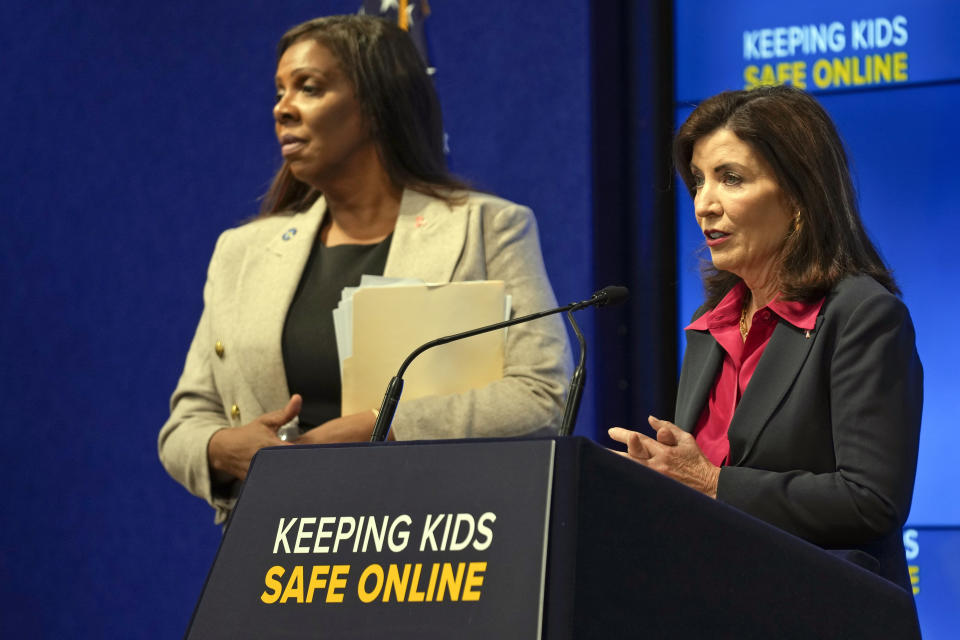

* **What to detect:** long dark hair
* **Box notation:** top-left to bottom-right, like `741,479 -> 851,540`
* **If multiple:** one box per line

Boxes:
260,15 -> 469,215
673,85 -> 897,306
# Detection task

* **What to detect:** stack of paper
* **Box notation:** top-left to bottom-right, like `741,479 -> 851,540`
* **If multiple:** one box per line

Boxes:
334,277 -> 511,415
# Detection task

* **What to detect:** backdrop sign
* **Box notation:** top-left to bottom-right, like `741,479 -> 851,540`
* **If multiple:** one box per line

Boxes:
676,0 -> 960,101
903,527 -> 960,637
187,440 -> 555,639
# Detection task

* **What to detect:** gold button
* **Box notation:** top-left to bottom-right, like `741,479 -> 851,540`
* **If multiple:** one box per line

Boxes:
230,404 -> 240,420
215,341 -> 224,357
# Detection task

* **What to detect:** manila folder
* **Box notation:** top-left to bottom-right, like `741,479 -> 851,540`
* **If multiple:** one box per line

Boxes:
341,281 -> 505,415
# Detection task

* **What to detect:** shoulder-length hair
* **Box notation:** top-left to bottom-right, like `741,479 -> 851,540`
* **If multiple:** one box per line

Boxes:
673,85 -> 897,306
260,15 -> 469,215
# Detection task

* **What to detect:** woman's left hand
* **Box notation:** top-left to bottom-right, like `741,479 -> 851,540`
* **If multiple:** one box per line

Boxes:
608,417 -> 720,499
298,410 -> 387,444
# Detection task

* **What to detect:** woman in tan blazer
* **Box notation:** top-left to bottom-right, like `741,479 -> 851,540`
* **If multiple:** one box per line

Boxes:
158,16 -> 571,524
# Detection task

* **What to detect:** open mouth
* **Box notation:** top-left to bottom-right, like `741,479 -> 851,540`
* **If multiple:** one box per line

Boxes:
704,230 -> 730,246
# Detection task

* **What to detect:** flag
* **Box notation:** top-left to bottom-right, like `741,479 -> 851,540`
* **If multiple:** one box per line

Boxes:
359,1 -> 447,154
360,0 -> 433,69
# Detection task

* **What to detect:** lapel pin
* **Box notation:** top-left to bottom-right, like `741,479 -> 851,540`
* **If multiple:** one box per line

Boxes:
282,228 -> 297,241
805,330 -> 811,339
415,215 -> 425,228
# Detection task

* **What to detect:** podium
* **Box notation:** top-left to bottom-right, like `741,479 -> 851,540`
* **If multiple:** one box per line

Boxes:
187,437 -> 920,639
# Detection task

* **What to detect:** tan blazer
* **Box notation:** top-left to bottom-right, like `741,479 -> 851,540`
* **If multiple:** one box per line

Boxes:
158,189 -> 572,522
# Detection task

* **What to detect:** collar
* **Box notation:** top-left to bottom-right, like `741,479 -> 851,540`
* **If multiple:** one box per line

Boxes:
687,281 -> 824,331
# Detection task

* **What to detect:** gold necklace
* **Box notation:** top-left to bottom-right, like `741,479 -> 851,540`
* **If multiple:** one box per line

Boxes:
739,301 -> 750,341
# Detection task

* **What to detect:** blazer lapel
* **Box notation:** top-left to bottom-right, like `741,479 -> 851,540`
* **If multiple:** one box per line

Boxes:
728,315 -> 822,465
228,189 -> 461,414
675,330 -> 723,432
383,189 -> 466,283
232,199 -> 326,413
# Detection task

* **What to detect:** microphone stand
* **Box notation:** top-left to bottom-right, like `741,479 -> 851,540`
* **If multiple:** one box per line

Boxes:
558,310 -> 586,437
370,286 -> 628,442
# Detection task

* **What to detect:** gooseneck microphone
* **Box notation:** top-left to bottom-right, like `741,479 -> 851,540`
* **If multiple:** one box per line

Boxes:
369,285 -> 629,442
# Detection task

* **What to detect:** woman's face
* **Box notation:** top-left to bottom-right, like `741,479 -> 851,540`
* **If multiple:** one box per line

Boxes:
690,127 -> 794,288
273,39 -> 374,189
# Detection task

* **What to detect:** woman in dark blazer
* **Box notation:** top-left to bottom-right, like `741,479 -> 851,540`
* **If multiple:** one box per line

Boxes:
609,85 -> 922,590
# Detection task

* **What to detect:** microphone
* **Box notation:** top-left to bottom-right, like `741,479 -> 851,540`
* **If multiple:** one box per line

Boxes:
589,285 -> 628,308
369,285 -> 630,442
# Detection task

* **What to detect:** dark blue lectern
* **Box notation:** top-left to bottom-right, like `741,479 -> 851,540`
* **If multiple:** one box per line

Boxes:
188,437 -> 920,639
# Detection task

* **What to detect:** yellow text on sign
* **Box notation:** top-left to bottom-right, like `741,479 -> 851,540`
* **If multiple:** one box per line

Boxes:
744,52 -> 908,90
260,564 -> 350,604
357,562 -> 487,603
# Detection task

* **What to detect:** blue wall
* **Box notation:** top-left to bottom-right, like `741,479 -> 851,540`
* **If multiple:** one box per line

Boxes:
0,2 -> 592,636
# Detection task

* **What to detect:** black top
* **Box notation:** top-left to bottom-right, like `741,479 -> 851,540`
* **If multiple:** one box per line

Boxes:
282,232 -> 392,429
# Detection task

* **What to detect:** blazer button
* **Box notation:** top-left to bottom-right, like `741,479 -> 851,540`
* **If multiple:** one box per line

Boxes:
215,341 -> 225,358
230,404 -> 241,421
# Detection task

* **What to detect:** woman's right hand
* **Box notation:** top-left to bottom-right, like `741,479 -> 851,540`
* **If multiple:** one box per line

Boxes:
207,394 -> 302,481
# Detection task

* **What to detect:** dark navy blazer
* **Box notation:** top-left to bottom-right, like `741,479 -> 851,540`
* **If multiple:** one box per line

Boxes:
675,275 -> 923,589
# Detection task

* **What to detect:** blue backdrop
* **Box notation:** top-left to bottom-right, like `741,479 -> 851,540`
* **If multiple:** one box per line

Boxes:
5,0 -> 950,637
